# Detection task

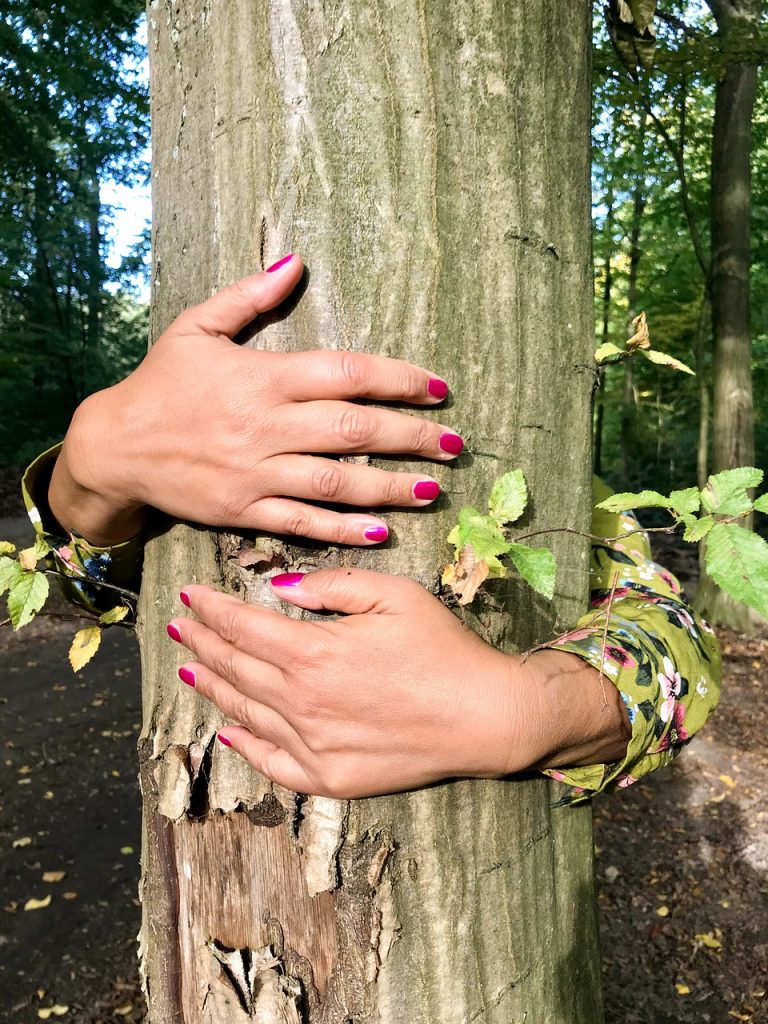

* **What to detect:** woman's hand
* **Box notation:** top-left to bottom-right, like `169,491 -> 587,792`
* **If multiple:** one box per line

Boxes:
166,570 -> 631,798
49,254 -> 462,547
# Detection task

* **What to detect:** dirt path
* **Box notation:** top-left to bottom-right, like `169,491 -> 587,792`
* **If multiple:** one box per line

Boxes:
1,603 -> 766,1021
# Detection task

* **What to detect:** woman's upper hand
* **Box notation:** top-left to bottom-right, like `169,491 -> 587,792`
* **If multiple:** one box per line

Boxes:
49,254 -> 462,547
167,569 -> 521,798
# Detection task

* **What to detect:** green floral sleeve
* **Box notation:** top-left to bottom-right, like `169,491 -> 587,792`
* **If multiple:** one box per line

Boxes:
21,443 -> 142,615
544,477 -> 721,804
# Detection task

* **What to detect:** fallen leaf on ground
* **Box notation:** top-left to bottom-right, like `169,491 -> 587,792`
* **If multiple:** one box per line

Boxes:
62,892 -> 77,900
695,931 -> 722,950
42,871 -> 65,883
12,836 -> 32,848
38,1007 -> 68,1020
719,774 -> 737,788
656,905 -> 670,917
24,895 -> 51,911
115,1006 -> 133,1016
675,983 -> 690,995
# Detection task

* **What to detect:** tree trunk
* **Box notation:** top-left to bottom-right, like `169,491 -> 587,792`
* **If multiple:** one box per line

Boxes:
697,0 -> 760,630
138,2 -> 599,1021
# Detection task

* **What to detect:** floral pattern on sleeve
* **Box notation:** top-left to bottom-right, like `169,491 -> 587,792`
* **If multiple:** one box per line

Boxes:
543,479 -> 721,804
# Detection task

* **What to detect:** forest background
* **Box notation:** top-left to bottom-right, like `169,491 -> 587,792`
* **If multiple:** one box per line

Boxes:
1,0 -> 766,506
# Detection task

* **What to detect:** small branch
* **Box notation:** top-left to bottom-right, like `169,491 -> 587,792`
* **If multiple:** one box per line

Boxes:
42,569 -> 138,603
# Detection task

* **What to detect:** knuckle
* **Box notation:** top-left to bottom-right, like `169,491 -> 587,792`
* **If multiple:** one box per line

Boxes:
311,462 -> 346,501
284,507 -> 314,538
337,351 -> 367,390
216,609 -> 243,647
383,473 -> 404,505
410,417 -> 434,453
336,407 -> 372,447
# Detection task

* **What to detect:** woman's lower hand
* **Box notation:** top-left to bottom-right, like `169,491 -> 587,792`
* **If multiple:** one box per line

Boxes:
167,569 -> 522,798
50,254 -> 461,546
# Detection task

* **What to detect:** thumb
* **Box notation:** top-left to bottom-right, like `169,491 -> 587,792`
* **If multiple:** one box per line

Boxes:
172,253 -> 304,339
270,568 -> 417,615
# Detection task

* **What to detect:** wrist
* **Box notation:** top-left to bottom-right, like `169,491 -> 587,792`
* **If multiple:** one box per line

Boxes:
49,390 -> 146,546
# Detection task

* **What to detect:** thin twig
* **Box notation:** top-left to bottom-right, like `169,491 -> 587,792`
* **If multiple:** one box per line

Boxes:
42,569 -> 138,602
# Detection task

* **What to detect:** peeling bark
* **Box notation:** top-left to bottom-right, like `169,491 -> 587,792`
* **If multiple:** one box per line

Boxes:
140,1 -> 601,1020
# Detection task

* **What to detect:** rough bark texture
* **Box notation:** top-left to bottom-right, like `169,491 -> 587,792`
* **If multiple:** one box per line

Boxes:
697,0 -> 760,630
139,2 -> 599,1021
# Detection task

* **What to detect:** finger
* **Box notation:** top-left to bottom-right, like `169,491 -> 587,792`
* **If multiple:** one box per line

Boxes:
277,401 -> 464,459
276,350 -> 449,405
245,497 -> 394,545
217,726 -> 316,794
171,254 -> 304,338
168,616 -> 285,705
263,455 -> 441,507
270,567 -> 422,615
176,585 -> 304,656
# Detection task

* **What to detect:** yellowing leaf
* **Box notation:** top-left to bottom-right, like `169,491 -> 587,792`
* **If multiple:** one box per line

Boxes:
0,541 -> 16,554
68,626 -> 102,673
695,931 -> 722,950
640,348 -> 695,375
656,905 -> 670,917
99,604 -> 130,625
595,341 -> 626,364
719,774 -> 737,789
42,871 -> 66,883
38,1007 -> 69,1020
676,983 -> 691,995
18,546 -> 39,571
12,836 -> 32,848
24,895 -> 52,911
626,311 -> 651,349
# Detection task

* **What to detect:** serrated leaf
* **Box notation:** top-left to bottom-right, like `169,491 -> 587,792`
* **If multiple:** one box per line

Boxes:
754,493 -> 768,514
488,470 -> 528,524
99,605 -> 130,625
506,543 -> 556,600
597,490 -> 671,513
595,342 -> 625,364
705,523 -> 768,619
669,487 -> 700,517
447,508 -> 510,571
8,571 -> 49,630
639,348 -> 695,375
68,627 -> 102,672
0,541 -> 16,554
683,516 -> 714,542
700,467 -> 763,515
0,555 -> 23,596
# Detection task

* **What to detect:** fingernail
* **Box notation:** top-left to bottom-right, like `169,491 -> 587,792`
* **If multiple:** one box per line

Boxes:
428,377 -> 449,400
271,572 -> 305,587
167,622 -> 183,643
266,253 -> 293,273
218,733 -> 232,747
178,666 -> 196,688
179,590 -> 191,608
413,480 -> 440,501
439,432 -> 464,456
364,525 -> 389,542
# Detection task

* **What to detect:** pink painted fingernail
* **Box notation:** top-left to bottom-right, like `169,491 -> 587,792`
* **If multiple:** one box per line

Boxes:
218,733 -> 232,747
266,253 -> 293,273
439,432 -> 464,456
178,666 -> 196,688
271,572 -> 305,587
167,622 -> 183,643
428,378 -> 449,400
364,525 -> 389,542
179,590 -> 191,607
413,480 -> 440,501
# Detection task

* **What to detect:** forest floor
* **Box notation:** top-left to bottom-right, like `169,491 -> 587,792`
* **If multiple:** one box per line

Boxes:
0,510 -> 766,1023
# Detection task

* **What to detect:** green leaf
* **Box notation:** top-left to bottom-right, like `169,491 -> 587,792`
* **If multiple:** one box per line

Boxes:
0,555 -> 23,597
594,342 -> 626,365
597,490 -> 671,513
705,523 -> 768,620
683,515 -> 714,543
447,508 -> 511,571
506,543 -> 556,600
7,571 -> 49,630
639,349 -> 695,375
68,626 -> 102,672
99,605 -> 130,625
0,541 -> 16,555
488,470 -> 528,525
700,467 -> 763,515
669,487 -> 700,517
752,493 -> 768,514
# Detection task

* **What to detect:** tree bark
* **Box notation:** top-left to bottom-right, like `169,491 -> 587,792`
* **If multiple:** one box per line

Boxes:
139,2 -> 599,1021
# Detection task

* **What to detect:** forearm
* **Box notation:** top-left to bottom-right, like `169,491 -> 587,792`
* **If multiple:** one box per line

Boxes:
48,390 -> 146,547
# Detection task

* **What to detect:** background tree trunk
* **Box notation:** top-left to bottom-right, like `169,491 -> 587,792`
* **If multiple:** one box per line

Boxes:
138,2 -> 599,1021
697,0 -> 761,630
